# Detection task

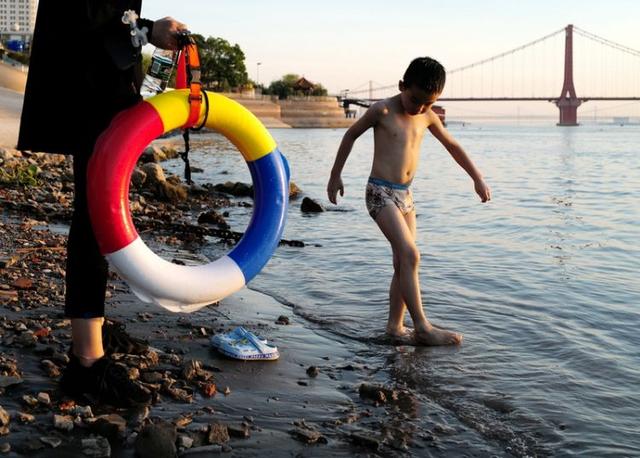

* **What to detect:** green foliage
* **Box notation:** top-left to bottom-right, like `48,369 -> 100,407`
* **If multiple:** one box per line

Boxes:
6,51 -> 29,65
0,164 -> 41,187
191,35 -> 248,91
263,74 -> 328,99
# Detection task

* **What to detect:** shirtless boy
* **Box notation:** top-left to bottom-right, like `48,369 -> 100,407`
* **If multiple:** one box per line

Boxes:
327,57 -> 491,346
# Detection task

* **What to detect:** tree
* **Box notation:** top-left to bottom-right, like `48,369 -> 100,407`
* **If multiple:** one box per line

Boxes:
263,74 -> 329,99
191,35 -> 248,91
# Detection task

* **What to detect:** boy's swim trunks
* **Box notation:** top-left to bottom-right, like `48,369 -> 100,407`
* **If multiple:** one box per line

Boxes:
365,177 -> 414,221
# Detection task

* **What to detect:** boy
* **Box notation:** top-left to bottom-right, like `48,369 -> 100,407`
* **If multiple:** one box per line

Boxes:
327,57 -> 491,346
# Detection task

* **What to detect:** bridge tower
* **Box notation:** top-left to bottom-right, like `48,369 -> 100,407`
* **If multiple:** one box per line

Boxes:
555,24 -> 582,126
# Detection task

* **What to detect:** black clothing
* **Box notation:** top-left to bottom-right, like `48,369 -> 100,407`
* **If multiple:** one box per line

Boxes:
17,0 -> 152,156
17,1 -> 154,317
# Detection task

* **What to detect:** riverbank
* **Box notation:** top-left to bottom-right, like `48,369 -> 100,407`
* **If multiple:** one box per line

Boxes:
0,147 -> 434,457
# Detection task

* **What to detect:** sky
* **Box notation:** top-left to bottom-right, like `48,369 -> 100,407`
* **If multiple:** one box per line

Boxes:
141,0 -> 640,118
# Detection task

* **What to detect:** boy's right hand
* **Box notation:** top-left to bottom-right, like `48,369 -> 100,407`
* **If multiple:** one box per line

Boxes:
327,175 -> 344,204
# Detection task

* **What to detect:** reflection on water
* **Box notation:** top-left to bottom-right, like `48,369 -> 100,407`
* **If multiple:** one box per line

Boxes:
162,124 -> 640,456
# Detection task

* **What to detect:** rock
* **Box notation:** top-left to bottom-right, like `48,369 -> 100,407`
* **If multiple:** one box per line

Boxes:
177,434 -> 194,449
0,407 -> 9,427
39,436 -> 62,448
290,427 -> 323,444
207,423 -> 229,445
200,382 -> 216,398
37,391 -> 51,406
359,383 -> 398,404
159,181 -> 188,203
213,181 -> 253,198
227,424 -> 250,439
41,360 -> 60,378
0,443 -> 9,453
131,168 -> 147,188
161,145 -> 180,159
140,146 -> 167,163
197,211 -> 228,229
17,412 -> 35,423
301,197 -> 325,213
141,163 -> 167,185
306,366 -> 319,378
81,436 -> 111,457
53,414 -> 74,432
289,182 -> 302,199
71,405 -> 93,418
90,414 -> 127,441
275,315 -> 290,325
135,423 -> 177,458
22,395 -> 38,407
141,371 -> 164,384
12,277 -> 33,290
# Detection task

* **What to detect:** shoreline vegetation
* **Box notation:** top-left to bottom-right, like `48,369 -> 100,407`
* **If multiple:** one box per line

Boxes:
0,145 -> 435,457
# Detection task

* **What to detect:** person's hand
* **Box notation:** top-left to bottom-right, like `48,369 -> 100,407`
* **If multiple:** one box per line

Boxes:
327,174 -> 344,204
150,17 -> 188,50
474,178 -> 491,202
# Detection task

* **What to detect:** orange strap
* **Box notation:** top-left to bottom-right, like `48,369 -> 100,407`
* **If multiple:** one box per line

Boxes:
179,41 -> 202,129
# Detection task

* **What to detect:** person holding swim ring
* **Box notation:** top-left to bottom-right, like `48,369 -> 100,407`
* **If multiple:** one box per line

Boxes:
18,0 -> 187,407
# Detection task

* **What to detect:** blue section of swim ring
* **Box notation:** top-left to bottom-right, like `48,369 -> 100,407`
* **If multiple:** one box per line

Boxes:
228,148 -> 289,282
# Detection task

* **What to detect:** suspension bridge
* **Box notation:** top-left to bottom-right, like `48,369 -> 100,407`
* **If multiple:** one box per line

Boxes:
340,25 -> 640,125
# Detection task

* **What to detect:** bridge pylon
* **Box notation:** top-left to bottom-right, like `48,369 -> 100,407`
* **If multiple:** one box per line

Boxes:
555,24 -> 582,126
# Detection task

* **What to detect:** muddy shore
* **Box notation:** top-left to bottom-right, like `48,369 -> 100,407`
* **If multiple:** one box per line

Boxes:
0,146 -> 435,457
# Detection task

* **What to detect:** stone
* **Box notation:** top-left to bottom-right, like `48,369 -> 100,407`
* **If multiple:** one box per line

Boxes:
306,366 -> 319,378
227,424 -> 250,439
275,315 -> 290,325
197,210 -> 228,229
289,181 -> 302,199
53,414 -> 74,432
134,423 -> 177,458
39,436 -> 62,448
131,168 -> 147,188
301,197 -> 325,213
37,392 -> 51,405
207,423 -> 229,445
177,434 -> 194,449
81,436 -> 111,457
90,414 -> 127,441
0,407 -> 9,427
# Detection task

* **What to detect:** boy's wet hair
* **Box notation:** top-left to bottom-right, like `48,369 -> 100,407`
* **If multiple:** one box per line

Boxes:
402,57 -> 446,95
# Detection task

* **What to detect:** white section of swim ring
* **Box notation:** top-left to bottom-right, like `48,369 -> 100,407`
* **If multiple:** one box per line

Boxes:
106,237 -> 246,313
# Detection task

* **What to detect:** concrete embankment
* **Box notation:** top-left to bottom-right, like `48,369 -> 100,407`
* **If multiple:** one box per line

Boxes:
227,94 -> 356,129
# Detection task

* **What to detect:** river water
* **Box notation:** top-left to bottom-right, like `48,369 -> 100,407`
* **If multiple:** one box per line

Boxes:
163,123 -> 640,456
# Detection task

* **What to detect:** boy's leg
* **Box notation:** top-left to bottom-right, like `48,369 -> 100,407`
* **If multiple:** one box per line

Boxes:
387,210 -> 416,336
375,205 -> 462,346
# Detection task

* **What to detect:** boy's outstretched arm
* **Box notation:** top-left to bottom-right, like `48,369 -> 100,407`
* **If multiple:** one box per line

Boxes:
327,104 -> 381,204
427,112 -> 491,203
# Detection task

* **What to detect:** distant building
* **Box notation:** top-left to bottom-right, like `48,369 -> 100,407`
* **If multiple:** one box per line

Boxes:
613,116 -> 630,125
0,0 -> 38,43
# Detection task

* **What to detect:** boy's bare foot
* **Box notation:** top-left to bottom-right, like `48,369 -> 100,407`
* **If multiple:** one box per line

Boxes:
385,326 -> 414,344
414,326 -> 463,346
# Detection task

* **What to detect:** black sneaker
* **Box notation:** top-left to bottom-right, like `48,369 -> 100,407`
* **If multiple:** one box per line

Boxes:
60,354 -> 152,407
102,320 -> 149,355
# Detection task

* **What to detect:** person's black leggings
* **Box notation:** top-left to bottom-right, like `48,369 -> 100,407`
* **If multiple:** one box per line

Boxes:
64,153 -> 108,319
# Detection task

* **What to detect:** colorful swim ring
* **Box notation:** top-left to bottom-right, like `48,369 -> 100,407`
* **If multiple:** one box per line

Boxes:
87,90 -> 289,313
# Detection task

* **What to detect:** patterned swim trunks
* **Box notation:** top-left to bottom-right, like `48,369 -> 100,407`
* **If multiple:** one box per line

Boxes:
365,177 -> 414,221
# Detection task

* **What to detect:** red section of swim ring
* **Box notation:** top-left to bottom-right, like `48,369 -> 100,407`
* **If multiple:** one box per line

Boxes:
87,102 -> 164,254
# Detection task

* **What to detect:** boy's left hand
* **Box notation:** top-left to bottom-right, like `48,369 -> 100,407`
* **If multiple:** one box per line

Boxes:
474,178 -> 491,202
